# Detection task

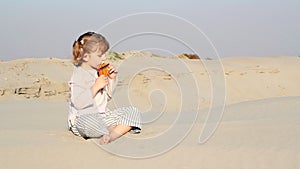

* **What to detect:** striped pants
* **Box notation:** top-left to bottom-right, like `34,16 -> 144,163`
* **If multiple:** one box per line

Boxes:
70,106 -> 141,138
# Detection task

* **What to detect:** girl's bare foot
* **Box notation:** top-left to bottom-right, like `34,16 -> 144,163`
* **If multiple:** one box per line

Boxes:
99,135 -> 110,145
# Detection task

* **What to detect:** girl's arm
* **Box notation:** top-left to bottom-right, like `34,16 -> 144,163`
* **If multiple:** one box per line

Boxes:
91,75 -> 108,97
107,64 -> 118,98
107,77 -> 117,98
70,82 -> 96,110
70,65 -> 108,109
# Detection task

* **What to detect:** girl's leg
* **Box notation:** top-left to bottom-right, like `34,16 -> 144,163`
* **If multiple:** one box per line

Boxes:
99,126 -> 115,145
99,125 -> 131,144
107,126 -> 116,132
99,134 -> 110,145
109,125 -> 132,141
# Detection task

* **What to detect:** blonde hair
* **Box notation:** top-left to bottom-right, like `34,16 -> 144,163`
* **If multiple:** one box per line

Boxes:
72,32 -> 109,66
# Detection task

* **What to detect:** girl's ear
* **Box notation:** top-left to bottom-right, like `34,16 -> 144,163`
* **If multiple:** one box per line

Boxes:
82,53 -> 89,62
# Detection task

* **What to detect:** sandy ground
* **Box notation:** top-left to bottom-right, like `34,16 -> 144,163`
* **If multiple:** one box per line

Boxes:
0,53 -> 299,168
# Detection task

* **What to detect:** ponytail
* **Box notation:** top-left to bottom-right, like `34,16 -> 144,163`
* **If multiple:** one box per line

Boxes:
72,40 -> 83,66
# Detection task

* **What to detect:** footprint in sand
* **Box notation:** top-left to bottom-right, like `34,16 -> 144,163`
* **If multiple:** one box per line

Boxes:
256,69 -> 280,74
268,69 -> 280,74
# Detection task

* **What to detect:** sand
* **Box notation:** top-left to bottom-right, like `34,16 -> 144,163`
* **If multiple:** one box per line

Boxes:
0,53 -> 299,168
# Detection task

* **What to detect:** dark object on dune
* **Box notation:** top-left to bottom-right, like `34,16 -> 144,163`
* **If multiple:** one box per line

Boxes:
183,53 -> 200,59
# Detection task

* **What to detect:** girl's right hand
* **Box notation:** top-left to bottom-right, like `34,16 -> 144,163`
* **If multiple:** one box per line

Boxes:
92,75 -> 108,93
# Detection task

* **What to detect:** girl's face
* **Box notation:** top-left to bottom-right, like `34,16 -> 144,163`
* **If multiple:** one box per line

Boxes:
84,50 -> 107,69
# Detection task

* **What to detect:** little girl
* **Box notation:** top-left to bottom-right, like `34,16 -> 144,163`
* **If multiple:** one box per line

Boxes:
68,32 -> 141,144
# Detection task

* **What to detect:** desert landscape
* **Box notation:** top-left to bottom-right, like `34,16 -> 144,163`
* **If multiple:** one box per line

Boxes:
0,51 -> 299,168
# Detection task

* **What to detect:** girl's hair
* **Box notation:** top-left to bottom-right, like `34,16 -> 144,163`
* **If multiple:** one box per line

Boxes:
72,32 -> 109,66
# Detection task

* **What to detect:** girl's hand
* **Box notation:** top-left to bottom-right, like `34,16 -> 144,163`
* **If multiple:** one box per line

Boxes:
92,75 -> 108,96
108,64 -> 118,79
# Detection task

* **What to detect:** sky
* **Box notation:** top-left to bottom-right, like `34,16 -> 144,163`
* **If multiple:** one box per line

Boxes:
0,0 -> 299,60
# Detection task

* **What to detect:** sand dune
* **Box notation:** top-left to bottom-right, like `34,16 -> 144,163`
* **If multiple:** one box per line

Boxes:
0,53 -> 299,168
1,55 -> 299,106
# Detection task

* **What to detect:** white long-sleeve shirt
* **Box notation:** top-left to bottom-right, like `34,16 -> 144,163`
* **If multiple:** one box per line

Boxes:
67,66 -> 116,130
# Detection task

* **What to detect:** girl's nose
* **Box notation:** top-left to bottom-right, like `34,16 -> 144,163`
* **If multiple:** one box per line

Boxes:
102,53 -> 107,60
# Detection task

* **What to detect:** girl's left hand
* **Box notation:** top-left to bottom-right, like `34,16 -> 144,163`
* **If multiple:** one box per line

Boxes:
108,64 -> 118,79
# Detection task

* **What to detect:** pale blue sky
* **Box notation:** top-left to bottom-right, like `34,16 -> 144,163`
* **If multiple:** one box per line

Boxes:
1,0 -> 299,60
